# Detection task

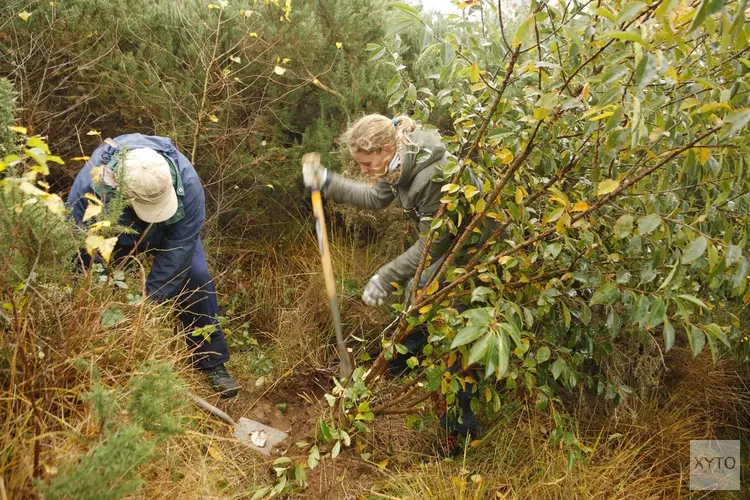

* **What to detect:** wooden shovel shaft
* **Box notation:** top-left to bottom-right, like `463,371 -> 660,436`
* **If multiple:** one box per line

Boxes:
185,391 -> 236,426
309,166 -> 353,379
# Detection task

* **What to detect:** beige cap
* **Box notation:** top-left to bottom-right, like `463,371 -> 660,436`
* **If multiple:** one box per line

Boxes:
122,148 -> 178,223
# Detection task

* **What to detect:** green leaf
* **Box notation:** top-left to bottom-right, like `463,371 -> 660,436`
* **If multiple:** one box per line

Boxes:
388,1 -> 421,18
581,303 -> 592,326
388,89 -> 406,108
406,83 -> 417,103
599,66 -> 630,85
319,419 -> 333,442
663,318 -> 675,352
724,109 -> 750,135
386,74 -> 402,96
658,264 -> 678,291
633,295 -> 650,326
601,31 -> 650,48
725,244 -> 742,266
634,53 -> 657,92
467,333 -> 491,365
705,323 -> 731,349
513,17 -> 535,48
682,236 -> 707,264
615,2 -> 645,24
614,214 -> 634,239
442,41 -> 455,66
101,308 -> 125,327
677,294 -> 709,310
637,213 -> 662,235
689,325 -> 706,357
537,346 -> 551,363
689,0 -> 723,33
647,299 -> 667,328
451,324 -> 489,348
551,358 -> 566,380
369,47 -> 387,61
655,0 -> 680,18
590,283 -> 621,306
308,445 -> 320,469
731,257 -> 749,290
497,332 -> 510,378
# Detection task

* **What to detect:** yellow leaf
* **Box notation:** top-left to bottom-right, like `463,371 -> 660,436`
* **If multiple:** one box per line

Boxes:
18,11 -> 32,22
424,279 -> 439,296
581,82 -> 590,102
229,55 -> 241,64
207,446 -> 225,462
99,237 -> 118,263
273,65 -> 286,75
7,125 -> 27,134
695,102 -> 731,114
86,130 -> 101,136
377,459 -> 389,469
89,220 -> 111,233
72,156 -> 90,161
470,63 -> 480,83
497,148 -> 514,164
282,58 -> 291,64
589,111 -> 614,121
85,235 -> 104,257
556,211 -> 571,234
596,179 -> 620,196
447,351 -> 457,367
42,194 -> 65,214
695,147 -> 710,165
249,32 -> 258,37
83,203 -> 102,221
335,42 -> 343,49
572,201 -> 589,212
419,305 -> 432,314
208,115 -> 219,123
665,66 -> 678,81
533,108 -> 551,120
515,186 -> 524,204
207,3 -> 220,9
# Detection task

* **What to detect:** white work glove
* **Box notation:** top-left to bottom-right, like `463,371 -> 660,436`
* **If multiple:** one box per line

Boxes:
302,162 -> 328,188
362,275 -> 389,307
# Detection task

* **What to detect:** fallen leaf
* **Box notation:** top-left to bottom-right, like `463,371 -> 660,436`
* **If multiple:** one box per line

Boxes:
86,130 -> 101,136
273,65 -> 286,75
7,125 -> 27,134
18,11 -> 32,22
336,42 -> 343,49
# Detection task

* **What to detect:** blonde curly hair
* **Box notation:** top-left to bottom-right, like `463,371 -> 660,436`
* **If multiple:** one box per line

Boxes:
342,114 -> 418,178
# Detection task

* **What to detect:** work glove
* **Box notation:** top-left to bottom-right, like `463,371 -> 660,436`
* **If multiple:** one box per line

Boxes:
362,274 -> 388,307
302,161 -> 328,188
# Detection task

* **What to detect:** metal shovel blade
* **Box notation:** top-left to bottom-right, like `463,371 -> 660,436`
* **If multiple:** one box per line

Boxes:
233,417 -> 289,456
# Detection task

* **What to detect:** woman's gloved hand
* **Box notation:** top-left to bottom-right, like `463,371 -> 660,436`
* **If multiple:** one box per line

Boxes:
362,274 -> 388,306
302,161 -> 328,188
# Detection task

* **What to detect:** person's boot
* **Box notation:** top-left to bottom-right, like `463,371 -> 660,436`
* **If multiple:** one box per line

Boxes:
204,364 -> 239,398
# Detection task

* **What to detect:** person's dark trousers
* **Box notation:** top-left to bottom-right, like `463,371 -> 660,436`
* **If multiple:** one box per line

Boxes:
82,235 -> 230,370
388,327 -> 478,437
175,238 -> 229,370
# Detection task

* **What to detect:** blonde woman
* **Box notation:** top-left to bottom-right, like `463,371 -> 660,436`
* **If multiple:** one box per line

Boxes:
302,114 -> 485,454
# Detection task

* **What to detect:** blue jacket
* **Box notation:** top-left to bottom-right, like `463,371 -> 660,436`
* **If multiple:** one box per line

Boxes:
67,134 -> 206,301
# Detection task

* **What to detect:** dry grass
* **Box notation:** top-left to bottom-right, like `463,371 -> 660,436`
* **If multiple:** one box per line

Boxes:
3,212 -> 748,499
362,349 -> 749,499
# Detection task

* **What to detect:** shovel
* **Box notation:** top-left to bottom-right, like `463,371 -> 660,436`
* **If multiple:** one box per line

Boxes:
303,152 -> 353,380
186,392 -> 288,456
